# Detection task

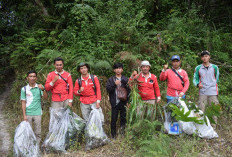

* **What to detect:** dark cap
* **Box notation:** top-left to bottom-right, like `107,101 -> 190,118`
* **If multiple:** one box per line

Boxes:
77,62 -> 90,72
201,50 -> 210,56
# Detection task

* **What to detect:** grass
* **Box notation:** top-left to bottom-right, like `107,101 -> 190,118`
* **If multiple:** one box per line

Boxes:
3,78 -> 232,157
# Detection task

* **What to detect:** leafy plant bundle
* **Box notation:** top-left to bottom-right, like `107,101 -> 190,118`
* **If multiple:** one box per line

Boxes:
169,104 -> 204,124
166,99 -> 204,124
127,74 -> 163,126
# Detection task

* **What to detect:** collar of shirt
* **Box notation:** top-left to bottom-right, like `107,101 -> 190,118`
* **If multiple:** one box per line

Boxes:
172,67 -> 182,72
202,63 -> 212,69
142,72 -> 151,78
55,69 -> 64,75
27,83 -> 38,90
141,72 -> 151,82
81,73 -> 91,81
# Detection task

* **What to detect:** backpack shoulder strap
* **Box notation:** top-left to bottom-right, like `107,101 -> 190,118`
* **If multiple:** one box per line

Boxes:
24,86 -> 27,99
78,77 -> 82,88
90,74 -> 97,95
39,88 -> 42,98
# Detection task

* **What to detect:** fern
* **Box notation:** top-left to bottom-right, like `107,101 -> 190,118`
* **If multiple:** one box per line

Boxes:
169,104 -> 204,124
136,133 -> 171,157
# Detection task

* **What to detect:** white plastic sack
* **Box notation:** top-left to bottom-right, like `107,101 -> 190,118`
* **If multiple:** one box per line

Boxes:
163,99 -> 181,134
163,109 -> 172,133
178,100 -> 197,135
48,107 -> 66,132
43,108 -> 85,152
178,99 -> 218,139
13,121 -> 40,157
85,108 -> 110,151
194,110 -> 218,139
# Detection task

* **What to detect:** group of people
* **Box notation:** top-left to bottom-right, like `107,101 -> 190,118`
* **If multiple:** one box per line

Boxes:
20,50 -> 219,145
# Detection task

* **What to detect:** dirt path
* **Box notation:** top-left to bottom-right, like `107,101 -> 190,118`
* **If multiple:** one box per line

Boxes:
0,87 -> 12,156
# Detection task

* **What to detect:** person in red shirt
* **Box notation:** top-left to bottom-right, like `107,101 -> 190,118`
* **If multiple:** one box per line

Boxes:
45,57 -> 73,109
130,61 -> 161,121
160,55 -> 189,103
130,61 -> 161,105
74,63 -> 104,122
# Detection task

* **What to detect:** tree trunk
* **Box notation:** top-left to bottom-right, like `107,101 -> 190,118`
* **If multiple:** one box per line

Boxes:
34,0 -> 49,16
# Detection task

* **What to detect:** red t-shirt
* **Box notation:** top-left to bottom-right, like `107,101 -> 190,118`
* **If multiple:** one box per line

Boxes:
129,73 -> 161,100
45,70 -> 73,102
159,68 -> 189,97
74,74 -> 101,104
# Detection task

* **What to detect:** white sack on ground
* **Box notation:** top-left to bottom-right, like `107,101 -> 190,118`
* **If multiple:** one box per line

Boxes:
48,107 -> 66,132
178,100 -> 197,135
43,108 -> 85,153
194,110 -> 218,139
178,99 -> 218,139
85,107 -> 110,151
13,121 -> 40,157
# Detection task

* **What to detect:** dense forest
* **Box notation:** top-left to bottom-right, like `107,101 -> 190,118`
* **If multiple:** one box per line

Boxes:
1,0 -> 232,156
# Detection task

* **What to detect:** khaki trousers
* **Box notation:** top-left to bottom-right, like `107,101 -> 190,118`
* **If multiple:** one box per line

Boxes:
27,115 -> 41,145
80,102 -> 104,123
198,95 -> 219,124
198,95 -> 219,112
51,99 -> 69,109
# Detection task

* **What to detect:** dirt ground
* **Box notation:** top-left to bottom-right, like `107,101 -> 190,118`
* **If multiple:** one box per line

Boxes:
0,87 -> 11,156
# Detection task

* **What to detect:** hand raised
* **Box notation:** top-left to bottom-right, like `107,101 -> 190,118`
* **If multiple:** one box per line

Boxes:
38,84 -> 44,90
163,64 -> 168,70
131,70 -> 138,77
52,75 -> 59,83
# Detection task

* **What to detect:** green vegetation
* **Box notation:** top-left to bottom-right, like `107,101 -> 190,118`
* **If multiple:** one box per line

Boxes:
1,0 -> 232,156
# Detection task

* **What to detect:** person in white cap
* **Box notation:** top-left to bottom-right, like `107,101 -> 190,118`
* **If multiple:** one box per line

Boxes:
129,60 -> 161,105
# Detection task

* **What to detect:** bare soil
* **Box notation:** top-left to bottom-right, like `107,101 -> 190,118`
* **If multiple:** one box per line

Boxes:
0,87 -> 12,156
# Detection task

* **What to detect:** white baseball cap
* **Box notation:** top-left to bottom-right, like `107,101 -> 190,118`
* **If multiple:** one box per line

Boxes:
141,60 -> 151,67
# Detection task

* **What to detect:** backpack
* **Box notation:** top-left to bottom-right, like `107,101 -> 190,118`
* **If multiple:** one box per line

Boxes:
78,74 -> 97,95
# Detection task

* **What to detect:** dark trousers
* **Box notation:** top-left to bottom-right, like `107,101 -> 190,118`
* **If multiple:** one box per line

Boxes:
111,101 -> 126,138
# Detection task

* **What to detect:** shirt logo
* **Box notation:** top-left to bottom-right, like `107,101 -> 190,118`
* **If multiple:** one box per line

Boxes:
149,79 -> 154,84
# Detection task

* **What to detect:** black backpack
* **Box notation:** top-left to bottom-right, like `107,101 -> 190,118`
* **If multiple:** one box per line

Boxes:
78,74 -> 97,95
